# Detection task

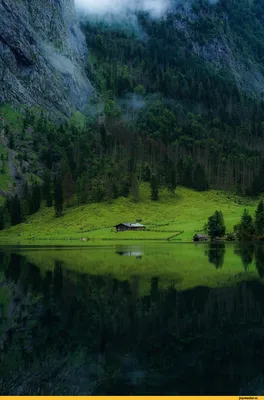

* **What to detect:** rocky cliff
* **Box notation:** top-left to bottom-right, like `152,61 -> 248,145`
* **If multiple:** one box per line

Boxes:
0,0 -> 94,117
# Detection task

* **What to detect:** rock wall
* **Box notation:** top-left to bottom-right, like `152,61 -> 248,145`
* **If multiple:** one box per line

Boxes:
0,0 -> 94,117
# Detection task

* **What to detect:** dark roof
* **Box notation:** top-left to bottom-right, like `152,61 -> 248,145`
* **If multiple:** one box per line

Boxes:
194,233 -> 208,238
116,222 -> 145,228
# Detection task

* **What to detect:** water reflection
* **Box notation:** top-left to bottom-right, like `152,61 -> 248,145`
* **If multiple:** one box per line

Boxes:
0,244 -> 264,394
116,245 -> 144,259
206,242 -> 226,269
235,242 -> 254,271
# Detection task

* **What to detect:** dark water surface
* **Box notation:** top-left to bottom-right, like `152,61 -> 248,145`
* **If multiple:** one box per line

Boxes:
1,242 -> 264,395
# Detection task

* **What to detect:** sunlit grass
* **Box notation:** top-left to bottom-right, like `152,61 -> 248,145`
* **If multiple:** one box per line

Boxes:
0,184 -> 261,245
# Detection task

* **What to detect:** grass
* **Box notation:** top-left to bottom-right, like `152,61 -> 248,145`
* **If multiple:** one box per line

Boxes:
0,184 -> 261,245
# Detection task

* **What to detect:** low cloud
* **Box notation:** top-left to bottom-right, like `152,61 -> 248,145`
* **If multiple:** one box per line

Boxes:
75,0 -> 171,18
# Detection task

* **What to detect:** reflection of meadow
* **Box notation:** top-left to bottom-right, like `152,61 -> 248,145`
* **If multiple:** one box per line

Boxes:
7,243 -> 263,294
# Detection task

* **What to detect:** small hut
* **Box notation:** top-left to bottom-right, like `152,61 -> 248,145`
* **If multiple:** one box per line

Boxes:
115,223 -> 146,232
193,233 -> 209,242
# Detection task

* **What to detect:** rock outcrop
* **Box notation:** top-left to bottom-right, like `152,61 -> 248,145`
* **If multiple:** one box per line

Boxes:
0,0 -> 94,117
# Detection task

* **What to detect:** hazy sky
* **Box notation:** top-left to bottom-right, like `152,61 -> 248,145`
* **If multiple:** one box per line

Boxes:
75,0 -> 171,18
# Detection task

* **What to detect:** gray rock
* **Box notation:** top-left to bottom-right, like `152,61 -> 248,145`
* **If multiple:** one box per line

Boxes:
0,0 -> 94,117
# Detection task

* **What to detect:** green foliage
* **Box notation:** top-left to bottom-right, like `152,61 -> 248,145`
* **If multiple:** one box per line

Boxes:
4,0 -> 264,230
43,170 -> 53,208
54,176 -> 63,217
193,164 -> 209,192
81,4 -> 264,197
234,209 -> 255,240
207,210 -> 226,239
255,200 -> 264,237
104,100 -> 121,117
150,174 -> 159,201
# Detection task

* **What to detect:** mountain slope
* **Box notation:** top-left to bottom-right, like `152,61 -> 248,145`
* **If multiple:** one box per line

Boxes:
0,0 -> 94,117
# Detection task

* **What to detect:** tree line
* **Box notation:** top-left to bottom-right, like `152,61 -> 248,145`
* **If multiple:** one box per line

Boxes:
204,200 -> 264,241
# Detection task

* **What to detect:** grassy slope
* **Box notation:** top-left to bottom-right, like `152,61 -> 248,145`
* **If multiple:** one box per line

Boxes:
0,184 -> 261,245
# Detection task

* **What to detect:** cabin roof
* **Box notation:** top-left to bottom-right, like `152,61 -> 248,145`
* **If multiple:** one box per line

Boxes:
116,222 -> 145,228
194,233 -> 208,238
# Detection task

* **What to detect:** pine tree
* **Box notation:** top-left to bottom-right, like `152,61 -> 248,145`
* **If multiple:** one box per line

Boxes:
3,205 -> 11,229
20,181 -> 29,219
178,156 -> 194,188
235,209 -> 255,240
54,176 -> 63,217
43,169 -> 53,208
131,172 -> 139,202
76,177 -> 82,206
255,200 -> 264,237
165,165 -> 177,195
251,162 -> 264,196
8,132 -> 14,149
0,154 -> 5,174
62,170 -> 74,207
207,210 -> 226,239
142,164 -> 151,183
150,174 -> 159,201
0,206 -> 4,230
193,163 -> 209,191
10,195 -> 21,226
29,183 -> 41,215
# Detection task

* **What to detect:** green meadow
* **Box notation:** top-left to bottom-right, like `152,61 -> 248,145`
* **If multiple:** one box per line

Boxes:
0,184 -> 261,245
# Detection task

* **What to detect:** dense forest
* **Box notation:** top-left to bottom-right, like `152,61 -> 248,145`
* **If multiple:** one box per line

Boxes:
1,0 -> 264,227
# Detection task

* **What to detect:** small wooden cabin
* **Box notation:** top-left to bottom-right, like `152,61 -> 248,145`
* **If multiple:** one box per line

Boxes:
193,233 -> 209,242
115,223 -> 146,232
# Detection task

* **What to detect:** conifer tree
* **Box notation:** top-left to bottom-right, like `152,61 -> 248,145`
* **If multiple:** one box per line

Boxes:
193,163 -> 209,191
235,209 -> 255,240
43,169 -> 53,208
150,174 -> 159,201
54,176 -> 63,217
207,211 -> 226,239
0,206 -> 4,230
29,183 -> 41,215
255,200 -> 264,237
131,172 -> 139,202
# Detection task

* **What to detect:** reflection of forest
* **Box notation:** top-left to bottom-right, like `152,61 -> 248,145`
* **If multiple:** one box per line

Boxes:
235,243 -> 264,277
1,250 -> 264,394
206,242 -> 226,269
204,242 -> 264,276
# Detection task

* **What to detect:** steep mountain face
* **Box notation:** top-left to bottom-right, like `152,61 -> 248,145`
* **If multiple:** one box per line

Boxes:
170,1 -> 264,99
0,0 -> 94,117
2,0 -> 264,217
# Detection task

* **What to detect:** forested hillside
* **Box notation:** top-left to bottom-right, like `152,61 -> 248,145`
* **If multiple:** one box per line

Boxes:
1,0 -> 264,229
83,0 -> 264,195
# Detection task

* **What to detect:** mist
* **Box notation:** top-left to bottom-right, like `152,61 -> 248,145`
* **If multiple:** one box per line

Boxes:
75,0 -> 171,19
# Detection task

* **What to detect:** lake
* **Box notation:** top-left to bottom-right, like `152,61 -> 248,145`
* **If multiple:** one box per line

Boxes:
1,242 -> 264,395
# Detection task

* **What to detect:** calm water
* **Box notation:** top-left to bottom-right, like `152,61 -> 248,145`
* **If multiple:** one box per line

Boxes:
1,242 -> 264,395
